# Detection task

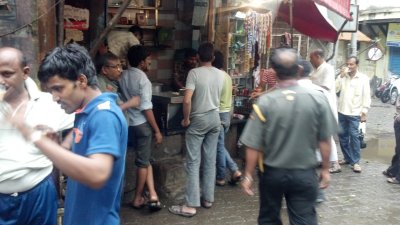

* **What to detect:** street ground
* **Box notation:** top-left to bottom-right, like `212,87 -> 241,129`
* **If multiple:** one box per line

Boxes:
121,98 -> 400,225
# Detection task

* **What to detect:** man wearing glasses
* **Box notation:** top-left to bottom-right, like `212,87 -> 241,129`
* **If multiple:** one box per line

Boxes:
95,52 -> 139,111
95,52 -> 122,94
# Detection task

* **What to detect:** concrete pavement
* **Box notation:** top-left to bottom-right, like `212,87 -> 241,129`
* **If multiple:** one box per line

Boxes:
121,98 -> 400,225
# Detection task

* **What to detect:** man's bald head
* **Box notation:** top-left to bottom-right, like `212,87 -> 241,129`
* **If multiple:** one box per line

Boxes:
309,49 -> 325,68
270,48 -> 299,80
310,49 -> 325,58
0,47 -> 28,69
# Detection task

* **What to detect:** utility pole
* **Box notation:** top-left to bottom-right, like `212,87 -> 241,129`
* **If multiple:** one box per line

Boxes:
350,0 -> 358,57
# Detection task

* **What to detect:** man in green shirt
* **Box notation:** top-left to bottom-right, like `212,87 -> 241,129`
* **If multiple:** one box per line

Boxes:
240,48 -> 337,225
212,50 -> 241,186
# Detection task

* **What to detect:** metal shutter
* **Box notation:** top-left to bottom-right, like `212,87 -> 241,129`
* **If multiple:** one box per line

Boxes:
389,47 -> 400,75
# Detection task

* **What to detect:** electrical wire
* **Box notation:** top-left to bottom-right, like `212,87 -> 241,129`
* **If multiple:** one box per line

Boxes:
0,0 -> 64,38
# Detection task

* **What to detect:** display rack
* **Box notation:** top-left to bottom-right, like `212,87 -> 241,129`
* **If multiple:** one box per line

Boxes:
227,17 -> 247,77
215,6 -> 272,117
108,0 -> 161,47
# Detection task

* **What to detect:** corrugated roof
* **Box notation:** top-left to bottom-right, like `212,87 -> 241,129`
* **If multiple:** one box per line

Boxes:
339,30 -> 372,42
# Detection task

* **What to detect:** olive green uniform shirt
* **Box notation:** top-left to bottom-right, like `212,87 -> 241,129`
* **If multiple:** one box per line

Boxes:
98,74 -> 118,93
240,84 -> 337,169
97,74 -> 122,105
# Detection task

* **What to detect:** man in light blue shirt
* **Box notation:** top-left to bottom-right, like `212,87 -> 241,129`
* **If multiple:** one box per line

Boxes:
119,45 -> 163,210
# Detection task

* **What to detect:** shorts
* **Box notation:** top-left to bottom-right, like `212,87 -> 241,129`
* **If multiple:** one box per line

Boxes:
128,122 -> 153,168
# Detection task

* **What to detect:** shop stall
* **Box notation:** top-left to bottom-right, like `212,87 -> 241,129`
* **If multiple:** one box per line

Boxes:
214,4 -> 273,118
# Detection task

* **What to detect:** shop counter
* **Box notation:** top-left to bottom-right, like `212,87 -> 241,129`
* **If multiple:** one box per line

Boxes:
152,92 -> 185,136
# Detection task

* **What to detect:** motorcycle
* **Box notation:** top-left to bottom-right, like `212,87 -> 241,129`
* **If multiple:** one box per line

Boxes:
375,79 -> 386,98
381,75 -> 400,103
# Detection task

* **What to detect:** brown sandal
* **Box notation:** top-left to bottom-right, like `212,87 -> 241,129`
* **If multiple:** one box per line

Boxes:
329,164 -> 342,173
216,180 -> 226,186
169,205 -> 196,217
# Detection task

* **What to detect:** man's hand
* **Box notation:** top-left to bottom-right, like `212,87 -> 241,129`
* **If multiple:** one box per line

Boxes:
250,87 -> 262,99
319,169 -> 330,189
181,119 -> 190,127
240,175 -> 255,196
360,112 -> 367,122
34,125 -> 59,142
125,96 -> 140,108
340,67 -> 349,78
154,131 -> 163,145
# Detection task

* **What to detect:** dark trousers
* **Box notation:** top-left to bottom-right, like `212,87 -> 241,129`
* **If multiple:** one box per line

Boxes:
0,176 -> 57,225
258,166 -> 318,225
386,117 -> 400,178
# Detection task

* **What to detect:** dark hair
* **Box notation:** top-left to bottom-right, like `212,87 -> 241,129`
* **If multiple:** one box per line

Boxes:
269,48 -> 299,79
38,43 -> 97,87
184,48 -> 197,59
94,52 -> 119,74
197,42 -> 214,62
127,45 -> 150,67
347,56 -> 359,65
129,25 -> 143,37
298,59 -> 313,78
13,49 -> 29,68
212,50 -> 224,69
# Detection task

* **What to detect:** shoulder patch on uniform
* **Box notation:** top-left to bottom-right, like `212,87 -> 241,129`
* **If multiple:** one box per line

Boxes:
281,90 -> 296,95
286,95 -> 295,101
97,101 -> 111,110
252,104 -> 267,122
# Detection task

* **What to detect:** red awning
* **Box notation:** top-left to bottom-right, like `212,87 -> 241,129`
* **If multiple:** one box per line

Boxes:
314,0 -> 351,20
278,0 -> 339,42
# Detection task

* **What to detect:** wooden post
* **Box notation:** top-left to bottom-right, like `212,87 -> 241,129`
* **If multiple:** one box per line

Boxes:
208,0 -> 215,43
37,0 -> 57,60
89,0 -> 133,58
57,0 -> 64,47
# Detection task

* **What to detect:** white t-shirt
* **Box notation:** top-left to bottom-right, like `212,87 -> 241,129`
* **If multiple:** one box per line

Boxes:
0,78 -> 74,193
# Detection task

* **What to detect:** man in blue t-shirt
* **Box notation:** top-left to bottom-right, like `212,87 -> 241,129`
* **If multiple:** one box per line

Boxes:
7,44 -> 128,225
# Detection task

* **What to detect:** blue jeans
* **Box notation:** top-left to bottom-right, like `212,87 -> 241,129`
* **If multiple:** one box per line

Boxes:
216,112 -> 239,180
338,113 -> 361,165
185,110 -> 220,207
0,176 -> 58,225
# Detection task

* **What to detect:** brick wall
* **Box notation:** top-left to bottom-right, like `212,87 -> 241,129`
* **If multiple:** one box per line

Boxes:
147,1 -> 193,86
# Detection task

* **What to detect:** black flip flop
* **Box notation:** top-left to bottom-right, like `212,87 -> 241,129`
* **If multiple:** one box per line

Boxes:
148,200 -> 163,211
228,174 -> 242,185
129,202 -> 146,210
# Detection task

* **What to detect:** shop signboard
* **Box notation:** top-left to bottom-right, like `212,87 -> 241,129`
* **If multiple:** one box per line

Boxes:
314,0 -> 351,20
387,23 -> 400,47
192,0 -> 208,26
327,4 -> 358,32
